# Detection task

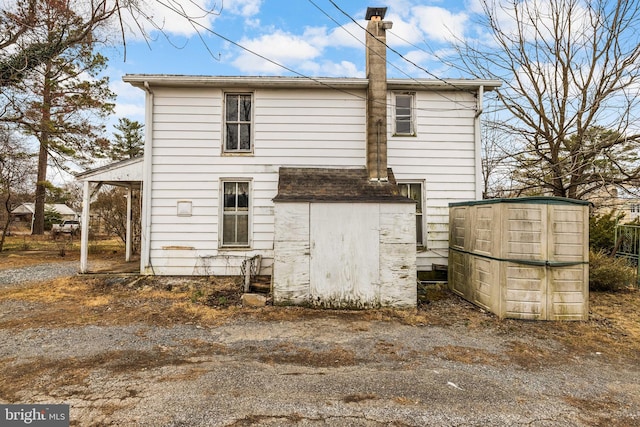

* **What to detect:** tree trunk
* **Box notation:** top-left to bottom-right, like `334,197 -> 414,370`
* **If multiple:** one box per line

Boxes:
0,193 -> 11,251
32,142 -> 48,235
32,63 -> 52,235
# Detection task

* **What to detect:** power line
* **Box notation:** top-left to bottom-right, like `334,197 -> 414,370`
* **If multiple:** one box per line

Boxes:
307,0 -> 476,111
326,0 -> 478,97
152,0 -> 481,113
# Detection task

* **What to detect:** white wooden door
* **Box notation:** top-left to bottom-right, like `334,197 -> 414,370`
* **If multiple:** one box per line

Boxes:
309,203 -> 380,307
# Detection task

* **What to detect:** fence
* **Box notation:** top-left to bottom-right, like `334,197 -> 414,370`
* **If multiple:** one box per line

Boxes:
614,224 -> 640,287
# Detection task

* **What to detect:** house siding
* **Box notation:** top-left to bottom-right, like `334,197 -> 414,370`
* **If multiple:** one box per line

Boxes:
388,91 -> 477,270
146,86 -> 479,275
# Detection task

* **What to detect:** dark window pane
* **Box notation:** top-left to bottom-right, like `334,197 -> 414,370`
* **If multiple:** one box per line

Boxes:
237,182 -> 249,208
397,95 -> 411,108
397,107 -> 411,117
240,96 -> 251,121
239,124 -> 251,150
226,95 -> 238,121
224,182 -> 237,208
237,214 -> 249,244
410,184 -> 422,212
223,215 -> 236,244
396,120 -> 411,134
416,214 -> 423,245
226,124 -> 238,150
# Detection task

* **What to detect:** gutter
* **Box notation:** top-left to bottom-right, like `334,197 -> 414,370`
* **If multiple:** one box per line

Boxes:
474,85 -> 484,199
141,81 -> 154,274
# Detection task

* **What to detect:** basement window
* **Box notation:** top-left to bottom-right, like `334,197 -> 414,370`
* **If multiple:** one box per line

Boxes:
224,93 -> 252,153
221,181 -> 250,247
394,93 -> 415,136
398,182 -> 423,245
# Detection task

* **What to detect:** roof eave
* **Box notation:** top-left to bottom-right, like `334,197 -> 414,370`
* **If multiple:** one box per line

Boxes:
123,74 -> 501,92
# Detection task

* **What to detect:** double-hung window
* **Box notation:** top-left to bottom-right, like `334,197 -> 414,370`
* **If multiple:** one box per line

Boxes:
394,93 -> 415,136
224,93 -> 252,152
399,182 -> 423,246
222,181 -> 250,247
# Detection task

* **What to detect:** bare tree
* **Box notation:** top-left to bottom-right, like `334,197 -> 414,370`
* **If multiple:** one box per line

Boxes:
0,0 -> 223,89
0,127 -> 35,250
451,0 -> 640,199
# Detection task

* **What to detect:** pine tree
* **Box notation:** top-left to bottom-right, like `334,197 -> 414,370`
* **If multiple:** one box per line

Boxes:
3,1 -> 115,234
110,118 -> 144,160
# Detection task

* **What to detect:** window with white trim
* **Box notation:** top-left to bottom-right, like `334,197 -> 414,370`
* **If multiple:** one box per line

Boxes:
222,181 -> 250,247
398,182 -> 423,245
224,93 -> 252,152
394,93 -> 415,136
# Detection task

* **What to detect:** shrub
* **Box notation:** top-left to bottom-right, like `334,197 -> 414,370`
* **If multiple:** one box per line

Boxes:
589,210 -> 625,254
589,250 -> 637,291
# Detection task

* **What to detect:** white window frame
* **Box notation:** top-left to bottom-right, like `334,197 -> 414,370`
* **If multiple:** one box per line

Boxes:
220,179 -> 252,248
223,93 -> 253,154
398,181 -> 424,246
393,92 -> 416,136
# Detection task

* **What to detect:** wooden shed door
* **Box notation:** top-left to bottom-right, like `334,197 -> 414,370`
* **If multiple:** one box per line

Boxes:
309,203 -> 380,306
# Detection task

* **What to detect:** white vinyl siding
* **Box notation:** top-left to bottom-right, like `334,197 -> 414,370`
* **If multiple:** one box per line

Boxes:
147,87 -> 366,275
388,90 -> 477,270
145,86 -> 478,275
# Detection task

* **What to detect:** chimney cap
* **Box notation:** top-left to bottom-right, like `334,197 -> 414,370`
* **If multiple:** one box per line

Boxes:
365,7 -> 387,20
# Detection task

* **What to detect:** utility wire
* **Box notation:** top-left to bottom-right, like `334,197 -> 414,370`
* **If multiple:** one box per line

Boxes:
307,0 -> 476,111
154,0 -> 480,112
327,0 -> 478,97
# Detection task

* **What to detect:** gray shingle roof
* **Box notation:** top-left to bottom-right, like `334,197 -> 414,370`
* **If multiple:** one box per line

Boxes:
273,167 -> 415,203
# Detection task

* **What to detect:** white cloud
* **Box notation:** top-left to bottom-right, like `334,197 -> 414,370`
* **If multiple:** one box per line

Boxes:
225,0 -> 263,17
115,0 -> 222,40
110,79 -> 145,122
411,6 -> 468,43
232,30 -> 322,74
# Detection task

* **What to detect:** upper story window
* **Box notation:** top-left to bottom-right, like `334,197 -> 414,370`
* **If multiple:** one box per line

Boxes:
225,93 -> 252,153
394,93 -> 415,136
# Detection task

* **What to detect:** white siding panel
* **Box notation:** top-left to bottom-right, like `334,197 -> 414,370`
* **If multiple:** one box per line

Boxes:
147,85 -> 479,275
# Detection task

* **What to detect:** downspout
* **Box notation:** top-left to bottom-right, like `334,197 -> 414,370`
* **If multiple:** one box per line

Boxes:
474,85 -> 484,200
141,81 -> 154,274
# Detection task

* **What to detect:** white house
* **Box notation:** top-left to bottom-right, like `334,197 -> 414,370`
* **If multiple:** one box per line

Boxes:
78,8 -> 500,304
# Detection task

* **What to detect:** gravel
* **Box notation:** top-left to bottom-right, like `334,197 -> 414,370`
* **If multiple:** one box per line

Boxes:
0,263 -> 639,426
0,261 -> 78,288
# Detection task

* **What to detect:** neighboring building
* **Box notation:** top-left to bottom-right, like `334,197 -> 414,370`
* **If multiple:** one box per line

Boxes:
77,7 -> 500,302
11,203 -> 78,224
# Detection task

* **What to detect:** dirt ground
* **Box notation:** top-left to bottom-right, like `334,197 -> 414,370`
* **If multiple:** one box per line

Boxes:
0,245 -> 639,426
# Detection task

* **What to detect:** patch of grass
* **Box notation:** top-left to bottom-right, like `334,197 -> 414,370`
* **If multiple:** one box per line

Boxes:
258,342 -> 358,368
343,393 -> 377,403
429,345 -> 504,366
0,235 -> 127,269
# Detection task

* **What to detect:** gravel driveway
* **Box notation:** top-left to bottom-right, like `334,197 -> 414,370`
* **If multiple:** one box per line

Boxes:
0,264 -> 639,426
0,261 -> 78,288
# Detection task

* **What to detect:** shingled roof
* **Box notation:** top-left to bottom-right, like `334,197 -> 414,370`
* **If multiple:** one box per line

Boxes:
273,167 -> 416,203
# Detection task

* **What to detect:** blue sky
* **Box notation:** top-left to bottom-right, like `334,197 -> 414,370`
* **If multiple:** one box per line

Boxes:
104,0 -> 478,124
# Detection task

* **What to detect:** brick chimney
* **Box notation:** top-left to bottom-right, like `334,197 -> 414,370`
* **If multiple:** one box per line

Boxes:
365,7 -> 392,181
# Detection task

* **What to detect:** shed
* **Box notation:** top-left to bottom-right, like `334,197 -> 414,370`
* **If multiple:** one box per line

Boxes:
11,203 -> 78,222
272,167 -> 417,308
448,197 -> 589,320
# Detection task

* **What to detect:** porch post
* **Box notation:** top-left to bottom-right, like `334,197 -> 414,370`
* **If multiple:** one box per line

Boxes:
80,180 -> 91,273
125,186 -> 132,262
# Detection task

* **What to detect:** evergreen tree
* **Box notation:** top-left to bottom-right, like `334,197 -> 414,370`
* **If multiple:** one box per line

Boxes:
3,1 -> 115,234
110,118 -> 144,160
